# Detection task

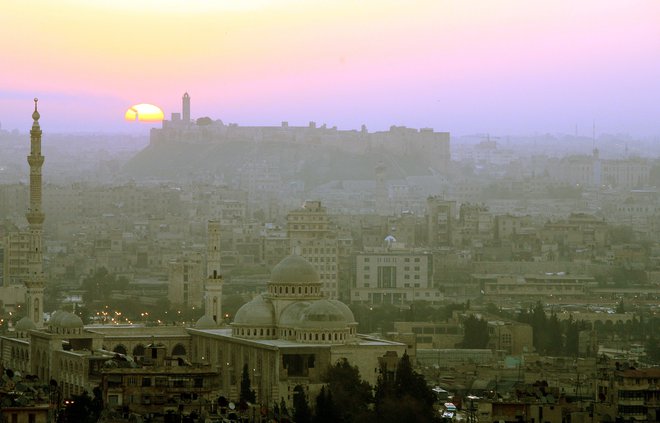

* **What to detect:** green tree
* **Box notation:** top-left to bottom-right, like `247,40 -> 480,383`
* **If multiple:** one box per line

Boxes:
374,352 -> 436,423
460,315 -> 489,348
81,267 -> 129,304
239,363 -> 256,404
615,299 -> 625,314
323,358 -> 373,422
313,386 -> 339,423
292,385 -> 312,423
646,336 -> 660,364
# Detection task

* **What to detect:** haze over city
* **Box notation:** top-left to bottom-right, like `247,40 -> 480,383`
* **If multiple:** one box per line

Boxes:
2,2 -> 660,423
1,0 -> 659,135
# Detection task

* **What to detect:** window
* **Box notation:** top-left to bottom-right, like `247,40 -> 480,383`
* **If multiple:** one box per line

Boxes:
377,266 -> 397,288
142,377 -> 152,387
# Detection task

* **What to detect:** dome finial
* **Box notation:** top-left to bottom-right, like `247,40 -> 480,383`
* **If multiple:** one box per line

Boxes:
32,98 -> 40,121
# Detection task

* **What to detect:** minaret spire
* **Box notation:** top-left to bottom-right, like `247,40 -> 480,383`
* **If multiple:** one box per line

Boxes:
25,97 -> 45,327
204,220 -> 223,324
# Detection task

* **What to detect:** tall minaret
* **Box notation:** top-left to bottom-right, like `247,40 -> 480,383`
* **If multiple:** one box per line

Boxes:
204,220 -> 223,323
182,92 -> 191,123
25,98 -> 45,327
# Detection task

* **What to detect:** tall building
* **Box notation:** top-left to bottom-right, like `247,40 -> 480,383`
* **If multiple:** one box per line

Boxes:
182,92 -> 191,123
426,196 -> 455,247
167,253 -> 204,308
287,201 -> 340,299
24,99 -> 45,327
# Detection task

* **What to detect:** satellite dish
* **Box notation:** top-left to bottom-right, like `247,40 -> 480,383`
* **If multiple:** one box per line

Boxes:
229,402 -> 236,410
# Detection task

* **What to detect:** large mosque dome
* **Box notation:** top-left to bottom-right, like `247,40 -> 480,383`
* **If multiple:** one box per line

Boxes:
271,255 -> 319,284
227,254 -> 357,344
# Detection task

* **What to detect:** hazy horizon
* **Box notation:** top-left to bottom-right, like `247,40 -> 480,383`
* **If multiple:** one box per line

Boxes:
1,0 -> 659,136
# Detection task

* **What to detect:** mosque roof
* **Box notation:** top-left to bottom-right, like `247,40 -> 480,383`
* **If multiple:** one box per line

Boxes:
271,255 -> 319,284
298,300 -> 347,329
233,295 -> 275,326
48,310 -> 83,329
60,312 -> 84,329
279,302 -> 311,327
328,300 -> 356,324
195,315 -> 218,329
15,316 -> 37,331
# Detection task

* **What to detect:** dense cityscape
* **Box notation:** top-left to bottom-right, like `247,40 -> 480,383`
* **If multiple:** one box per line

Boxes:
2,1 -> 660,423
0,93 -> 659,423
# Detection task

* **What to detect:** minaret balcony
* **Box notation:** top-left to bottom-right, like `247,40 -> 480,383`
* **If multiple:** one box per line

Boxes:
27,155 -> 44,166
26,211 -> 45,224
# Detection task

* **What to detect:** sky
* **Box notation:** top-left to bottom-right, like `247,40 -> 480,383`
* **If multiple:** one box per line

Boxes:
1,0 -> 659,136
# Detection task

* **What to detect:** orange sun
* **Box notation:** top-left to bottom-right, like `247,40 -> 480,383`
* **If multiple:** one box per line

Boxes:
124,103 -> 164,123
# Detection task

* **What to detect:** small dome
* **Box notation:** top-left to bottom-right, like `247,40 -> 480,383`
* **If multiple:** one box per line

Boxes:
233,295 -> 275,326
279,302 -> 311,327
60,312 -> 84,329
48,310 -> 65,327
15,316 -> 37,331
271,255 -> 319,285
195,315 -> 218,329
299,300 -> 347,329
328,300 -> 356,324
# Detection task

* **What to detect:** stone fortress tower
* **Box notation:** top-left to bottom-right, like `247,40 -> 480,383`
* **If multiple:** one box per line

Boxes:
182,92 -> 191,123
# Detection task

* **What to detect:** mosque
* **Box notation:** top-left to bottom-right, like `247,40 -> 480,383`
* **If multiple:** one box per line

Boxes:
0,101 -> 405,409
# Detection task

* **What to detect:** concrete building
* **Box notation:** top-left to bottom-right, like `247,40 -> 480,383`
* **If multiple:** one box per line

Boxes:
352,249 -> 439,305
426,197 -> 455,247
487,320 -> 533,355
287,201 -> 340,299
594,367 -> 660,422
167,253 -> 204,309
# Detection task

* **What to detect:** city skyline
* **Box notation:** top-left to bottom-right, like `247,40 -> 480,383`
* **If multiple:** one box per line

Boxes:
1,0 -> 660,136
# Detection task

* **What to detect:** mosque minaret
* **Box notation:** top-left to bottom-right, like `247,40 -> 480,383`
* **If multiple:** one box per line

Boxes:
201,220 -> 223,326
24,98 -> 46,327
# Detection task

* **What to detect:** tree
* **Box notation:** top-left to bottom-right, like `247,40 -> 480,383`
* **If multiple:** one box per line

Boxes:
313,386 -> 339,423
374,352 -> 436,423
615,299 -> 625,314
460,315 -> 489,348
292,385 -> 311,423
60,390 -> 102,423
81,267 -> 129,304
239,363 -> 256,404
323,358 -> 373,422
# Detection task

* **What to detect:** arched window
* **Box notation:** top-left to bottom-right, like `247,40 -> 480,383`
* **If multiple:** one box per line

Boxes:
172,344 -> 187,356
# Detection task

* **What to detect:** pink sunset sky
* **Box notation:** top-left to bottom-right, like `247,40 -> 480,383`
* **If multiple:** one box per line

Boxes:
1,0 -> 659,135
